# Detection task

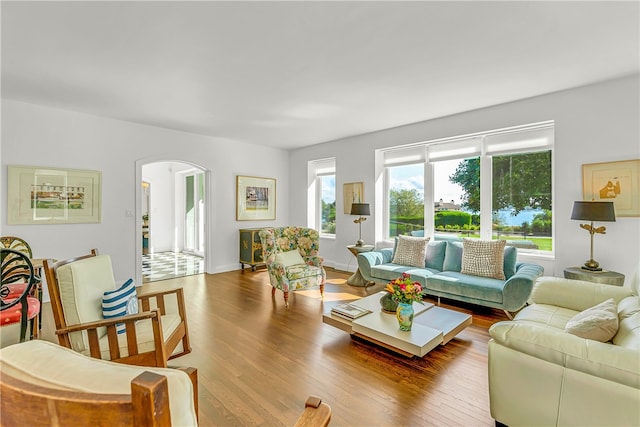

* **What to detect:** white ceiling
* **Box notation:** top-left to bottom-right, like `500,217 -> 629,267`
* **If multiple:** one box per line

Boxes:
2,1 -> 639,150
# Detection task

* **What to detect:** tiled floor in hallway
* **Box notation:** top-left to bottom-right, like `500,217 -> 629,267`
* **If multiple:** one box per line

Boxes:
142,251 -> 204,283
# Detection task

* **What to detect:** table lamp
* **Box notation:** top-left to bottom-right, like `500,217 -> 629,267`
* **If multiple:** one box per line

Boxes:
570,200 -> 616,271
350,203 -> 370,246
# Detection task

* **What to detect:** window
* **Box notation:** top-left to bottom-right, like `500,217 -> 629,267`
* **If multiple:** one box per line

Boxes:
381,122 -> 554,253
308,158 -> 336,236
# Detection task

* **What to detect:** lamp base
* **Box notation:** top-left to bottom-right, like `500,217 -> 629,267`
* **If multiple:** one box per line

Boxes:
582,259 -> 602,271
356,239 -> 365,247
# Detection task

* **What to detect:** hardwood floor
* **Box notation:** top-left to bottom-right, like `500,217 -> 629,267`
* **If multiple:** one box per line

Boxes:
39,267 -> 509,426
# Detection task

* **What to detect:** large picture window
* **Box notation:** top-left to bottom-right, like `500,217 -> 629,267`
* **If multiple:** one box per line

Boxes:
382,122 -> 554,253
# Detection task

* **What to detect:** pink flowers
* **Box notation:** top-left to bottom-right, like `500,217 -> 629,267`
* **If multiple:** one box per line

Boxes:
385,272 -> 425,304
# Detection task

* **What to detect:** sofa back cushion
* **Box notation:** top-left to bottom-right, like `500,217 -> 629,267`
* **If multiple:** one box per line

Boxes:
443,241 -> 464,272
503,246 -> 517,279
426,240 -> 447,271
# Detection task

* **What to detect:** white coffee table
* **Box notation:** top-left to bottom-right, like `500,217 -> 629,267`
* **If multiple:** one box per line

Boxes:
322,292 -> 472,357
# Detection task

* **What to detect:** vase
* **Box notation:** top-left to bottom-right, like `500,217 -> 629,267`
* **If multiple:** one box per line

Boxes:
379,292 -> 399,313
396,302 -> 414,331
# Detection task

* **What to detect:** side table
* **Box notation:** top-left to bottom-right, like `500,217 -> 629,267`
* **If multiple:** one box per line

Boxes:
346,245 -> 375,287
563,267 -> 625,287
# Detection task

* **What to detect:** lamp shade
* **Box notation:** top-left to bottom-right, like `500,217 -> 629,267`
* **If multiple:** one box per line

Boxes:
571,201 -> 616,222
350,203 -> 370,216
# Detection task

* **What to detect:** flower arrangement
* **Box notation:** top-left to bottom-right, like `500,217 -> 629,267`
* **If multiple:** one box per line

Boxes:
385,272 -> 425,305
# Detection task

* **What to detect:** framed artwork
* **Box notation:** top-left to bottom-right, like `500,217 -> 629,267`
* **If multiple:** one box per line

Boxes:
236,175 -> 276,221
7,165 -> 102,224
582,159 -> 640,217
343,182 -> 364,214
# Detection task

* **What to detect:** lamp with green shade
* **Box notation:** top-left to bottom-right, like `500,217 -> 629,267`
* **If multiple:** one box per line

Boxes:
350,203 -> 370,246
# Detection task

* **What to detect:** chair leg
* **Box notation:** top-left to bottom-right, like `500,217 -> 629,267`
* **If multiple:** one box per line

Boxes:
319,284 -> 325,300
283,291 -> 289,308
271,287 -> 276,296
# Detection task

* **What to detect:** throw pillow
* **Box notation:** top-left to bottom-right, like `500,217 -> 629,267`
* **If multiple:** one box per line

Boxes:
565,298 -> 619,342
461,239 -> 506,280
391,235 -> 430,268
102,278 -> 138,334
275,250 -> 306,267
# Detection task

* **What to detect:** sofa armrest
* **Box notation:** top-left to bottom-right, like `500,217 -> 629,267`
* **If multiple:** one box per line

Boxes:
530,276 -> 633,311
501,263 -> 544,312
490,321 -> 640,389
357,248 -> 394,281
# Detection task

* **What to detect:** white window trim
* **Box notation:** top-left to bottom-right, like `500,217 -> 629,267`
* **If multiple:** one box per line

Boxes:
308,158 -> 336,236
380,121 -> 555,255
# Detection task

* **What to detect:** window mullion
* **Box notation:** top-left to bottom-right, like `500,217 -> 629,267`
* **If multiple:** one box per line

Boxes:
480,139 -> 493,240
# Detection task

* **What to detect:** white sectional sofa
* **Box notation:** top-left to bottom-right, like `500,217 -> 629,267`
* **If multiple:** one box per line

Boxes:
488,273 -> 640,426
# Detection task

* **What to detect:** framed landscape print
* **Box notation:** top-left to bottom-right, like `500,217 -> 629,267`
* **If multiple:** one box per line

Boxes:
7,165 -> 102,224
582,159 -> 640,217
236,175 -> 276,221
343,182 -> 364,214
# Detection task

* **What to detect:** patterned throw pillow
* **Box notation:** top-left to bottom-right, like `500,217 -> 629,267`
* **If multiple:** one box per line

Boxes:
102,278 -> 138,334
565,298 -> 619,342
461,239 -> 506,279
391,235 -> 430,268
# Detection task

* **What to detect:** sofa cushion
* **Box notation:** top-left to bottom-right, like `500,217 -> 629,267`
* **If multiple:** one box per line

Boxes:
442,241 -> 463,272
391,235 -> 430,268
427,271 -> 504,304
514,303 -> 578,330
565,298 -> 619,342
370,263 -> 438,283
503,246 -> 517,279
461,239 -> 506,280
425,240 -> 447,271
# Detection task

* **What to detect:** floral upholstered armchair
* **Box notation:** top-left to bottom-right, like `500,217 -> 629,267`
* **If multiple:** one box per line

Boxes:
259,227 -> 326,307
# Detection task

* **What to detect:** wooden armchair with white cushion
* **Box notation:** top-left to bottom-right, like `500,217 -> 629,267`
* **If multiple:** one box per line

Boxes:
43,250 -> 190,368
0,340 -> 198,426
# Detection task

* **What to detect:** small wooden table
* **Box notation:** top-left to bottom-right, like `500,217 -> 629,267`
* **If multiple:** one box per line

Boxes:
323,292 -> 472,357
346,245 -> 375,287
563,267 -> 625,286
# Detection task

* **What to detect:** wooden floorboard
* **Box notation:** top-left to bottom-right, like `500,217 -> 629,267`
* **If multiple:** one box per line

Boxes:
39,267 -> 509,426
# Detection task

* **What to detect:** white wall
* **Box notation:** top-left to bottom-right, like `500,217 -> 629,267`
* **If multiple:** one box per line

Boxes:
290,75 -> 640,282
1,100 -> 290,283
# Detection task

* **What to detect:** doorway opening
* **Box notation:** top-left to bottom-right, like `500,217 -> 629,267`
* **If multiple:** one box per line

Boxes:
139,161 -> 208,283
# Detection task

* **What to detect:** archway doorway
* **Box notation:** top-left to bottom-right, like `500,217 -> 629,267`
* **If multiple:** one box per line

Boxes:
138,161 -> 208,283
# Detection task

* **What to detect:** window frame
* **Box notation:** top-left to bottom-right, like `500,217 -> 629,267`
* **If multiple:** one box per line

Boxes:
308,158 -> 336,237
381,122 -> 554,255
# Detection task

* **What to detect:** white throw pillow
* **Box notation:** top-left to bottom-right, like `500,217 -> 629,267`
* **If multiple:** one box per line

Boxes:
391,235 -> 430,268
461,239 -> 506,280
102,278 -> 138,334
275,250 -> 306,267
565,298 -> 619,342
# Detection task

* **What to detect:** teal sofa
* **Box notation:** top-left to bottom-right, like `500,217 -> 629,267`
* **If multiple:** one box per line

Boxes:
357,240 -> 544,318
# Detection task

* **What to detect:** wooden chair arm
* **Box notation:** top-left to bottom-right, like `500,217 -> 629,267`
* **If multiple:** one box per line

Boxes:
136,287 -> 183,301
55,310 -> 159,335
294,396 -> 331,427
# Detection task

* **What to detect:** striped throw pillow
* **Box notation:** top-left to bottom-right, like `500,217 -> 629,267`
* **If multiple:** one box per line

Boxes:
102,278 -> 138,334
461,239 -> 506,279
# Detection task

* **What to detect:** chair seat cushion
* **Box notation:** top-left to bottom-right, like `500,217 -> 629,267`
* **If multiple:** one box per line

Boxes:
286,265 -> 322,280
0,296 -> 40,326
94,313 -> 181,360
0,340 -> 197,427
